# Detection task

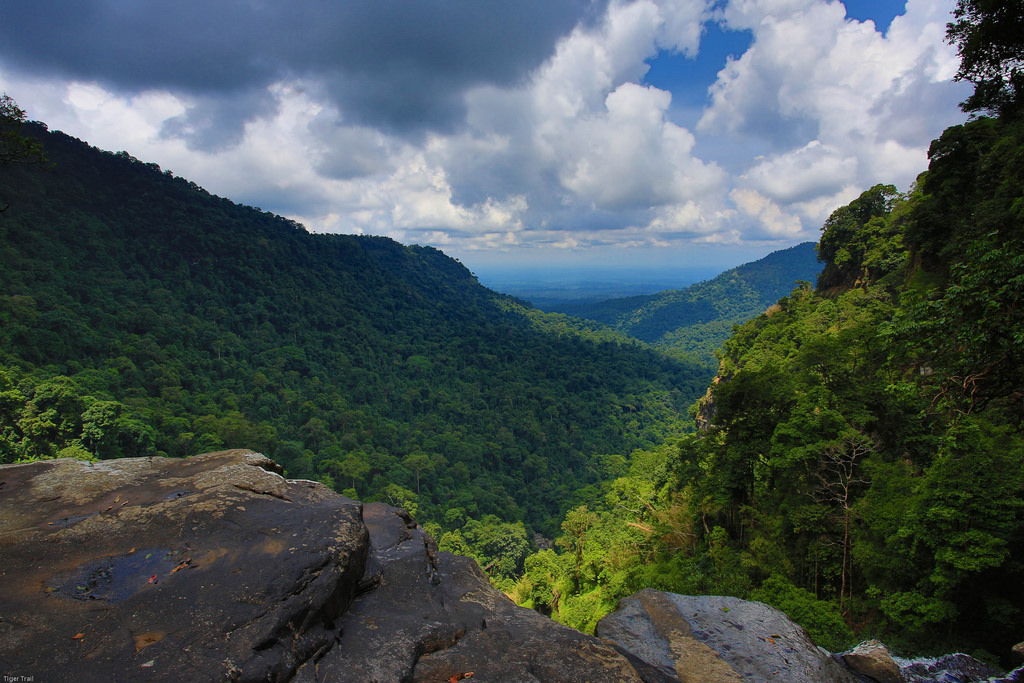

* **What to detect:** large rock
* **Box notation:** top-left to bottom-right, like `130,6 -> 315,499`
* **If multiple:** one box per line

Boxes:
312,502 -> 641,682
0,452 -> 640,682
0,451 -> 368,682
1013,642 -> 1024,667
842,640 -> 902,683
596,589 -> 859,682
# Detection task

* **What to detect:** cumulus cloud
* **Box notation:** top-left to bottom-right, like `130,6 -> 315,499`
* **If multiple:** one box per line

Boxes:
0,0 -> 602,140
703,0 -> 968,230
0,0 -> 971,265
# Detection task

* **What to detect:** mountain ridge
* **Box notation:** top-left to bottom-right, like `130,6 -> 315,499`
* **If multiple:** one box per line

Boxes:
540,241 -> 821,364
0,122 -> 708,533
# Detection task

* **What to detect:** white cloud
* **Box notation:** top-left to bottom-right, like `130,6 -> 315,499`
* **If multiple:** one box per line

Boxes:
703,0 -> 967,235
1,0 -> 970,266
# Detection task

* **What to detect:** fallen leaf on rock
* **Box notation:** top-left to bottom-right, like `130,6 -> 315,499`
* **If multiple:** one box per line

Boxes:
170,559 -> 191,574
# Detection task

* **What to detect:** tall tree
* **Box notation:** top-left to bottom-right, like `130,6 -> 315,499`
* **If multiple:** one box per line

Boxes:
947,0 -> 1024,116
0,94 -> 48,212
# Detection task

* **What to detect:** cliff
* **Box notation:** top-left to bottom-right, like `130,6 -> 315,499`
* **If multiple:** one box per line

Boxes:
1,451 -> 1019,682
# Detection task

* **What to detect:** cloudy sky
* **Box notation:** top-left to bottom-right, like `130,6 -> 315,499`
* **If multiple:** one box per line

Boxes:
1,0 -> 969,273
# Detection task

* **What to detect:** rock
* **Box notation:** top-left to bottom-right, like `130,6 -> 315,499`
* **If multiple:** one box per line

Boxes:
313,502 -> 641,682
596,589 -> 859,682
1013,642 -> 1024,667
897,652 -> 1004,682
0,452 -> 640,682
5,451 -> 1011,683
0,450 -> 368,682
842,640 -> 902,683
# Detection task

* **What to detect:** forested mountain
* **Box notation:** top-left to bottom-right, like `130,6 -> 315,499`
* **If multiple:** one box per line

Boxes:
508,114 -> 1024,663
540,242 -> 820,365
0,122 -> 712,533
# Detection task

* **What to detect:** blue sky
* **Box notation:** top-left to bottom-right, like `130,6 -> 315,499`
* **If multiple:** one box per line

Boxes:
0,0 -> 969,275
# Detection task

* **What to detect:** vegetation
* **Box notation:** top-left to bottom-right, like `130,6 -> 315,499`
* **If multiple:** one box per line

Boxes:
0,121 -> 711,535
947,0 -> 1024,116
540,242 -> 820,366
3,3 -> 1022,663
509,117 -> 1024,664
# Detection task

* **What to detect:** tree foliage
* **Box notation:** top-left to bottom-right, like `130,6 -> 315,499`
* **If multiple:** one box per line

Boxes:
947,0 -> 1024,116
513,114 -> 1024,663
0,122 -> 708,535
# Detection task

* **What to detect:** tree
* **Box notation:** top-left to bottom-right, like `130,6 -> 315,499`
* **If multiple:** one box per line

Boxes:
816,184 -> 901,289
337,452 -> 370,491
558,505 -> 597,592
403,450 -> 434,494
1,94 -> 48,213
947,0 -> 1024,116
1,94 -> 46,166
809,433 -> 873,616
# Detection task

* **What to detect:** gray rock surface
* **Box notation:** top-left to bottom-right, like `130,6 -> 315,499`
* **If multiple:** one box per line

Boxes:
842,640 -> 902,683
596,589 -> 859,682
313,502 -> 641,682
0,450 -> 367,682
0,452 -> 639,682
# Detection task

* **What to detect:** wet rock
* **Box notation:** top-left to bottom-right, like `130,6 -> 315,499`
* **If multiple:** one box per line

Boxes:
1012,642 -> 1024,667
596,589 -> 859,682
896,652 -> 1004,682
842,640 -> 902,683
0,451 -> 367,682
313,502 -> 641,682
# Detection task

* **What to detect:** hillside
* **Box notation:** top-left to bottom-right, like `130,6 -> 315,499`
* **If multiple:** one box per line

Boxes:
0,122 -> 711,533
541,242 -> 821,365
508,115 -> 1024,662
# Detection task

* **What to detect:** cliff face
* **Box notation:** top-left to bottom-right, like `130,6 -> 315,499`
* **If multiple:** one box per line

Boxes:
1,451 -> 1018,682
0,451 -> 637,682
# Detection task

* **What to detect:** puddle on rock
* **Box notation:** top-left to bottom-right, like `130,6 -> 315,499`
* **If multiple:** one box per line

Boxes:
49,548 -> 187,602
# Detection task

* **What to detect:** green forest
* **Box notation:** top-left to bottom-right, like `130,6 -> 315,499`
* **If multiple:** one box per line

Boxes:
499,10 -> 1024,661
542,241 -> 821,366
0,114 -> 716,534
2,0 -> 1023,667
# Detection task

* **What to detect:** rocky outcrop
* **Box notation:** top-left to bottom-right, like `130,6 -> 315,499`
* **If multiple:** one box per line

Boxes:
0,451 -> 637,682
841,640 -> 902,683
311,502 -> 639,682
0,450 -> 368,681
596,589 -> 858,682
2,451 -> 1018,682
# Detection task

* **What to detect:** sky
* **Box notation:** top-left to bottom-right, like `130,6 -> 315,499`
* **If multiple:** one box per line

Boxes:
0,0 -> 971,274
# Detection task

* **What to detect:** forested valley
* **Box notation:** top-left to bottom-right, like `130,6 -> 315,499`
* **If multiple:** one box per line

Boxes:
0,120 -> 713,535
504,114 -> 1024,665
540,240 -> 821,366
3,1 -> 1023,665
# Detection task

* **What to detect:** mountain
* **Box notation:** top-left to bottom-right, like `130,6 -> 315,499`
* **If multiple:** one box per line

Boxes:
509,115 -> 1024,661
11,449 -> 1007,681
540,242 -> 821,365
0,122 -> 710,533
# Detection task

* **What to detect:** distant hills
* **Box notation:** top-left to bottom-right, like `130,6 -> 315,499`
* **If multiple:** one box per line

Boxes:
539,242 -> 821,365
0,122 -> 712,532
